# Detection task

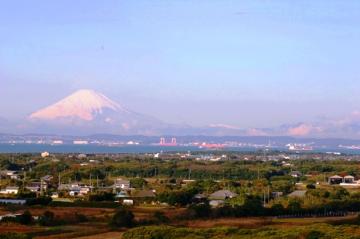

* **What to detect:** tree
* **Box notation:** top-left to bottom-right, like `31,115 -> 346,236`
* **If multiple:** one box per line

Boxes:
38,211 -> 55,226
130,178 -> 147,189
152,211 -> 169,223
330,186 -> 349,200
288,199 -> 302,214
241,195 -> 264,216
89,192 -> 115,201
306,184 -> 316,189
271,180 -> 294,194
189,202 -> 212,218
18,210 -> 32,225
157,189 -> 196,206
271,203 -> 285,216
110,207 -> 135,228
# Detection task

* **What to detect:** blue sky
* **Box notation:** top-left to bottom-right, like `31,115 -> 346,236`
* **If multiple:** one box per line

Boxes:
1,0 -> 360,128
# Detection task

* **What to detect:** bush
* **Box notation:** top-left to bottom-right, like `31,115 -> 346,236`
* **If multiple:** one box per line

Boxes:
49,201 -> 119,208
157,189 -> 197,206
18,210 -> 33,225
110,207 -> 135,228
26,197 -> 52,206
0,211 -> 33,225
75,213 -> 88,222
38,211 -> 56,226
88,192 -> 115,202
189,203 -> 212,218
0,233 -> 31,239
130,178 -> 147,189
306,184 -> 316,189
306,230 -> 325,239
152,211 -> 169,223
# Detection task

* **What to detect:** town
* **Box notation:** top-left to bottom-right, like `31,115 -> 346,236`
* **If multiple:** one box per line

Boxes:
1,151 -> 360,238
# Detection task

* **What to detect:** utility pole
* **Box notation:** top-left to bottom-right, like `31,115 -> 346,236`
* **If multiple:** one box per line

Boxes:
90,174 -> 92,193
40,179 -> 44,196
58,173 -> 61,188
263,190 -> 266,207
23,171 -> 26,190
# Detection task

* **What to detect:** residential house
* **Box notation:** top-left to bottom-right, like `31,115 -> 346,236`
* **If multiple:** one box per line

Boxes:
290,171 -> 302,178
272,191 -> 284,199
41,175 -> 53,182
193,193 -> 207,203
115,190 -> 130,199
132,189 -> 157,204
329,175 -> 344,185
112,178 -> 131,192
0,186 -> 19,194
209,200 -> 225,208
0,170 -> 20,180
209,190 -> 238,200
343,175 -> 355,184
26,181 -> 48,193
122,199 -> 134,206
132,189 -> 156,199
288,190 -> 306,198
58,183 -> 91,196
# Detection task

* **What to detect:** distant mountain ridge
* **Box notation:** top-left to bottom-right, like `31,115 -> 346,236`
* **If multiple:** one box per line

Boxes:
1,89 -> 360,138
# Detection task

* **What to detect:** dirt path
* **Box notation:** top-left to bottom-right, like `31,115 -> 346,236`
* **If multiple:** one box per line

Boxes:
73,231 -> 123,239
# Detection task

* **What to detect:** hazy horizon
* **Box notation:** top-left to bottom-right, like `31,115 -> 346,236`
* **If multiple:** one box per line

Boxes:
1,1 -> 360,137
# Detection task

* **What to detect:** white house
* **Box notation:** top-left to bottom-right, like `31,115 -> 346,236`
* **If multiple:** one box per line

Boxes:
209,190 -> 238,200
122,199 -> 134,206
41,152 -> 50,158
69,185 -> 91,196
112,178 -> 131,190
0,186 -> 19,194
0,170 -> 20,180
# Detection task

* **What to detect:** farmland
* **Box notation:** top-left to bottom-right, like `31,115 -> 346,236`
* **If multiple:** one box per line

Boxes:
2,152 -> 360,238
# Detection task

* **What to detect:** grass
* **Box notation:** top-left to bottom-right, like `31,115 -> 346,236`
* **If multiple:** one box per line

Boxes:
122,224 -> 360,239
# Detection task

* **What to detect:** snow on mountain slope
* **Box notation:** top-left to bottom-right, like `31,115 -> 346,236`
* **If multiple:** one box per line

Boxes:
29,89 -> 129,121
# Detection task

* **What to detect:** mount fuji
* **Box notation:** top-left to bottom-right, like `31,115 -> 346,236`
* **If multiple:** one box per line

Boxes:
27,89 -> 170,135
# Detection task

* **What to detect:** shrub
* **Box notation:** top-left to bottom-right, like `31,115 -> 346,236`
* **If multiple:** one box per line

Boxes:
189,203 -> 212,218
152,211 -> 169,223
110,207 -> 135,228
26,197 -> 52,206
130,178 -> 147,189
88,192 -> 115,202
0,233 -> 31,239
306,184 -> 316,189
74,212 -> 88,222
18,210 -> 33,225
38,211 -> 55,226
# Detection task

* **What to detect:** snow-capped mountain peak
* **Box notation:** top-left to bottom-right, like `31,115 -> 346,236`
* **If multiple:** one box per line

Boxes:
29,89 -> 129,121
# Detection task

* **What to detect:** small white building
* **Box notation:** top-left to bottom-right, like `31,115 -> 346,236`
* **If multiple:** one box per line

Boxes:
73,140 -> 88,145
0,170 -> 20,180
0,186 -> 19,194
290,171 -> 302,178
122,199 -> 134,206
69,185 -> 91,196
209,200 -> 225,208
41,152 -> 50,158
112,179 -> 131,190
